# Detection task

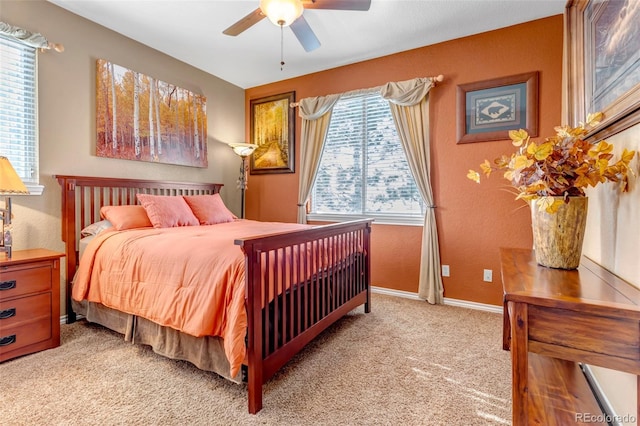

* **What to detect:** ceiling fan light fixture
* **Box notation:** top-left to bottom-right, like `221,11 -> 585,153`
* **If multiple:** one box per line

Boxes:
260,0 -> 304,27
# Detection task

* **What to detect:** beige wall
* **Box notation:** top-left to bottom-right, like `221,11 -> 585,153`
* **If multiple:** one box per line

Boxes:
583,124 -> 640,424
1,0 -> 246,313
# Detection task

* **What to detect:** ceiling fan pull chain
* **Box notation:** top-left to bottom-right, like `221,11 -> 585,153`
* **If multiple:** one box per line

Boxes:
280,24 -> 284,71
280,23 -> 285,70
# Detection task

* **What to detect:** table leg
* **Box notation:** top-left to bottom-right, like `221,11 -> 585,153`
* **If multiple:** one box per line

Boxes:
503,297 -> 511,351
509,301 -> 529,425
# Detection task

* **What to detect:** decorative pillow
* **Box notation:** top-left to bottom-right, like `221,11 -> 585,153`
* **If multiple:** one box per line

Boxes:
100,205 -> 153,231
80,219 -> 113,237
183,194 -> 237,225
136,193 -> 199,228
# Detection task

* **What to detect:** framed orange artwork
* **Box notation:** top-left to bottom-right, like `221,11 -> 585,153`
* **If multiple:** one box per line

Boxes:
249,91 -> 295,174
96,59 -> 207,167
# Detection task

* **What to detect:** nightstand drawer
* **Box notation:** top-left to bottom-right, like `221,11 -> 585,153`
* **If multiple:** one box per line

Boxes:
0,293 -> 51,329
0,249 -> 63,362
0,264 -> 52,300
0,316 -> 52,357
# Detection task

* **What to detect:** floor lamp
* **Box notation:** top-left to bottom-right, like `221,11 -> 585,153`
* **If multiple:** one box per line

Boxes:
0,156 -> 29,258
228,143 -> 258,219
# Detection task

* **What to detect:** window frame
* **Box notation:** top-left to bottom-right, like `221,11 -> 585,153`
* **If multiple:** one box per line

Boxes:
308,91 -> 424,226
0,33 -> 43,195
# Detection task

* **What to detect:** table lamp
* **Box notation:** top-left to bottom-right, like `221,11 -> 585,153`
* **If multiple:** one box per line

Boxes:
0,156 -> 29,258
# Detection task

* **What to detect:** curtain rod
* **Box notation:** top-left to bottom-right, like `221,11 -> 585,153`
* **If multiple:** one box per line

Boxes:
290,74 -> 444,108
0,21 -> 64,52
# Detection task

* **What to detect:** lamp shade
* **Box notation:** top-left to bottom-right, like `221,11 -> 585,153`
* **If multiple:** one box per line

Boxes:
259,0 -> 304,27
229,143 -> 258,157
0,156 -> 28,194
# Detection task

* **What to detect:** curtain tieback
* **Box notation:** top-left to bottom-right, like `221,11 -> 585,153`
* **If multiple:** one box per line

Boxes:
426,205 -> 436,209
297,203 -> 305,207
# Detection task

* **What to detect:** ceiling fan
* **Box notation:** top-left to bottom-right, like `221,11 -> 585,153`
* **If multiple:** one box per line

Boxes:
223,0 -> 372,52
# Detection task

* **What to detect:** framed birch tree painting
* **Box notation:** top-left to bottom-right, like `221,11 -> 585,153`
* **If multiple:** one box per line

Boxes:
96,59 -> 207,167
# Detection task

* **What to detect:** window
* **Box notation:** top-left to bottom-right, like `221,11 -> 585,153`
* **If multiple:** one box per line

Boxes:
309,92 -> 424,225
0,34 -> 40,190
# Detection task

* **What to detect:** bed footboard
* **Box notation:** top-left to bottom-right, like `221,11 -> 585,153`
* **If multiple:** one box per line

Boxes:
235,219 -> 372,414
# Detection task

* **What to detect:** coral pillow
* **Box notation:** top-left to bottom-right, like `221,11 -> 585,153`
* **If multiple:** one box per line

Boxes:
183,194 -> 237,225
136,194 -> 199,228
99,205 -> 153,231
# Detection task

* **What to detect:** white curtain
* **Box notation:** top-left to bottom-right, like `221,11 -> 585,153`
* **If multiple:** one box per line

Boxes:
296,94 -> 341,223
380,77 -> 444,304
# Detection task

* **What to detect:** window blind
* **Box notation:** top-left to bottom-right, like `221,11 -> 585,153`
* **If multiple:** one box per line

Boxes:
311,92 -> 424,220
0,34 -> 38,184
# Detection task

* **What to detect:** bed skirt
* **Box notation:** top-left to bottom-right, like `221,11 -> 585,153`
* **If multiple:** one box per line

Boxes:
72,299 -> 242,383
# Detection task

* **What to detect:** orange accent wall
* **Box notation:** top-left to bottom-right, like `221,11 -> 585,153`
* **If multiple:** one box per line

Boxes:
245,16 -> 564,306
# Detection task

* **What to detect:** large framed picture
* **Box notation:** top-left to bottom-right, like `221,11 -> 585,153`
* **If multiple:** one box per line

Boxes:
96,59 -> 207,167
250,91 -> 295,174
456,72 -> 539,144
566,0 -> 640,139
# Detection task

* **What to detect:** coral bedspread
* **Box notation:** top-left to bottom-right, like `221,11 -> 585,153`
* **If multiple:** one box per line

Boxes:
73,220 -> 309,377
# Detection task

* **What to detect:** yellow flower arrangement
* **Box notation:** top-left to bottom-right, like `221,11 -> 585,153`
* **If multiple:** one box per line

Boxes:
467,112 -> 636,213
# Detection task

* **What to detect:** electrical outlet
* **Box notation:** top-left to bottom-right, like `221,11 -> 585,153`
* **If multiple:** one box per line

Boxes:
441,265 -> 450,277
483,269 -> 493,282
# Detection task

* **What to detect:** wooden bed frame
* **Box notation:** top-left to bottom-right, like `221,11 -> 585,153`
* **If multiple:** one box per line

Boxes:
56,175 -> 372,414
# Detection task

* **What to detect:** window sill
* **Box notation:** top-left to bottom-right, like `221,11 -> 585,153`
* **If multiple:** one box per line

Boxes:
307,213 -> 424,226
25,184 -> 44,196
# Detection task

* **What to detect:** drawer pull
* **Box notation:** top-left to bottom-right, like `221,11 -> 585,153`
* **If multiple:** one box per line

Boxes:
0,334 -> 16,346
0,308 -> 16,319
0,280 -> 17,291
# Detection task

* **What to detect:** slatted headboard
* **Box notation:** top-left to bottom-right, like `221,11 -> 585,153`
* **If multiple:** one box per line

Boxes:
55,175 -> 223,321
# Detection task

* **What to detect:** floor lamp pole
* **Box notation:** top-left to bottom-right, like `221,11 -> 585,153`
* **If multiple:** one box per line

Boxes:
239,155 -> 248,219
240,184 -> 246,219
228,143 -> 257,220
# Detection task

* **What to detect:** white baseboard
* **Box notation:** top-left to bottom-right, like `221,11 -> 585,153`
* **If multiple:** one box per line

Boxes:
371,286 -> 422,301
371,286 -> 503,314
443,297 -> 503,314
581,364 -> 620,425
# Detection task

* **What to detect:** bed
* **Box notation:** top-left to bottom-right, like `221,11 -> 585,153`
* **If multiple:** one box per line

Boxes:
55,175 -> 372,414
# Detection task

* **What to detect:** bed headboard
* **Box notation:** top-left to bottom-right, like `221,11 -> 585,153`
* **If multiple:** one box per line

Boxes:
55,175 -> 223,321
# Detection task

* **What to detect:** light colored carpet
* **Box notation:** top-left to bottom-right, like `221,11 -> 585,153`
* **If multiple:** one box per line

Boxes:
0,294 -> 512,425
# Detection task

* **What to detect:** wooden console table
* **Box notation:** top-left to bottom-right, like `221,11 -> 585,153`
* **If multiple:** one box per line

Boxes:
501,248 -> 640,425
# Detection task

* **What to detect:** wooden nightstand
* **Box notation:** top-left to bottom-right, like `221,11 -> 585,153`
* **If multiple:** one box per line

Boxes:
0,249 -> 64,362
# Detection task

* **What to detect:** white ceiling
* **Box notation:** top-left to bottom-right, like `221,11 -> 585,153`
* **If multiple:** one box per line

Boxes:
47,0 -> 566,89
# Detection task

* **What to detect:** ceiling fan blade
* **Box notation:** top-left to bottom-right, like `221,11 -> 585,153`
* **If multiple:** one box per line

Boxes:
302,0 -> 371,11
222,8 -> 265,36
290,15 -> 321,52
